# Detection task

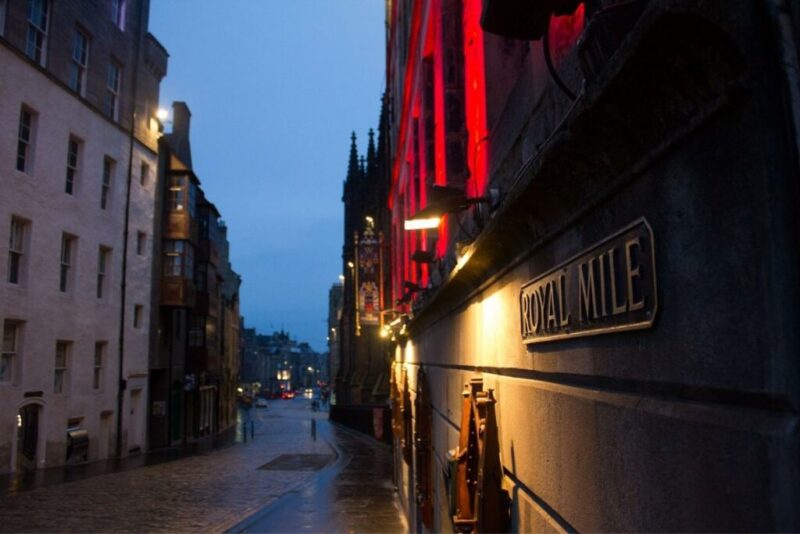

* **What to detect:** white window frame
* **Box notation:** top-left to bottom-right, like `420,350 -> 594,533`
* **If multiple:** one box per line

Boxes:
105,61 -> 121,122
93,342 -> 105,390
54,340 -> 70,394
1,320 -> 20,384
60,234 -> 75,293
101,157 -> 114,209
8,217 -> 26,285
17,107 -> 35,174
110,0 -> 126,30
69,29 -> 89,96
65,137 -> 80,195
25,0 -> 49,66
97,246 -> 110,298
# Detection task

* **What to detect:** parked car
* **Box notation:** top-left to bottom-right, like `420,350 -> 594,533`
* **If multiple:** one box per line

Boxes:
281,391 -> 295,400
255,398 -> 268,408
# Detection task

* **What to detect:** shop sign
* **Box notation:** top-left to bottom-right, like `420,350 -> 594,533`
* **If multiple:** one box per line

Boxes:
520,219 -> 657,344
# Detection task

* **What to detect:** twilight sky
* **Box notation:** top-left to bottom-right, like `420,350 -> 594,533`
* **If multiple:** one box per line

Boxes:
149,1 -> 386,352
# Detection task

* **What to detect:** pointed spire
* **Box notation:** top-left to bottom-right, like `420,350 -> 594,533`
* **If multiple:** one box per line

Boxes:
346,131 -> 360,182
359,155 -> 366,178
366,129 -> 376,166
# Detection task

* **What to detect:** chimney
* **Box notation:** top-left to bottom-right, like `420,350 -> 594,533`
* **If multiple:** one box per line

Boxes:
170,101 -> 193,168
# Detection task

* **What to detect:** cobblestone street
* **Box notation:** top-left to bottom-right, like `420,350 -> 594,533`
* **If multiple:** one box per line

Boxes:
0,400 -> 404,533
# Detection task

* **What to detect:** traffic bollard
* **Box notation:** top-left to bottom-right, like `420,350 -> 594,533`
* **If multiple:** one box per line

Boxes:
243,421 -> 247,443
251,420 -> 255,439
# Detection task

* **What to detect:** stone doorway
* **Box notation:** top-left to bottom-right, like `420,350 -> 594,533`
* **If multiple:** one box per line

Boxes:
16,404 -> 40,471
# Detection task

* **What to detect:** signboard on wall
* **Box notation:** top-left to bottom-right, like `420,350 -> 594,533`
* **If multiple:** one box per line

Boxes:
520,219 -> 657,344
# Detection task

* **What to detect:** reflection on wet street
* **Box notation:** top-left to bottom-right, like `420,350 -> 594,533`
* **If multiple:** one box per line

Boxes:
231,403 -> 406,533
0,398 -> 405,533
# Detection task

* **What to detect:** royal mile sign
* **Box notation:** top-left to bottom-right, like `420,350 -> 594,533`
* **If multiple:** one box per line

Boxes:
520,219 -> 657,344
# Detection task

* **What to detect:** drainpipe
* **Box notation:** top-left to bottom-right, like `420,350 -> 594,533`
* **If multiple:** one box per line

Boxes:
765,0 -> 800,172
116,0 -> 145,459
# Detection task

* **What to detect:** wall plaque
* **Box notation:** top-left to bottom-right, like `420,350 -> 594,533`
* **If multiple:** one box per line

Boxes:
520,219 -> 657,344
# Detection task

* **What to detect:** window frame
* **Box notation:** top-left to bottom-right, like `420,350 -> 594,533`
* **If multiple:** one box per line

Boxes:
17,107 -> 34,174
110,0 -> 126,30
136,231 -> 146,256
65,137 -> 80,195
54,340 -> 70,394
104,61 -> 121,122
69,28 -> 89,96
0,0 -> 7,37
60,233 -> 75,293
8,217 -> 26,285
25,0 -> 49,66
96,246 -> 110,298
163,240 -> 193,278
133,304 -> 143,329
93,341 -> 105,390
1,320 -> 20,384
101,157 -> 114,209
140,162 -> 150,187
167,175 -> 186,211
188,315 -> 205,347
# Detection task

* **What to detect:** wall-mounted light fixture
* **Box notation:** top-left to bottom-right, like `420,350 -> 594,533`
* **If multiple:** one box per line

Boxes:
480,0 -> 584,40
404,185 -> 498,232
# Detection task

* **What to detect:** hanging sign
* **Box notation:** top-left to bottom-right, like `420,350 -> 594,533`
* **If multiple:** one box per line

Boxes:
520,219 -> 657,344
357,222 -> 380,325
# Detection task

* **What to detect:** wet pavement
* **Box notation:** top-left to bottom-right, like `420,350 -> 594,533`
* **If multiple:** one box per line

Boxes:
230,421 -> 406,533
0,399 -> 407,533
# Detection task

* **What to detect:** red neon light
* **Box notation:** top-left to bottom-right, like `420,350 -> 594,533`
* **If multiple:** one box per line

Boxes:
550,3 -> 586,64
463,0 -> 488,198
389,0 -> 424,207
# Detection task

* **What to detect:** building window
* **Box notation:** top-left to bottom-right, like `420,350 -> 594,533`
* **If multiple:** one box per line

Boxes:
188,316 -> 205,347
167,176 -> 186,211
0,0 -> 7,37
104,61 -> 121,122
17,107 -> 35,173
140,162 -> 149,186
110,0 -> 125,30
101,157 -> 114,209
1,320 -> 19,383
60,234 -> 75,292
65,137 -> 80,194
164,240 -> 184,277
93,342 -> 105,390
194,262 -> 207,291
198,217 -> 209,240
69,29 -> 89,96
54,340 -> 70,394
8,217 -> 27,285
25,0 -> 49,66
136,232 -> 146,255
133,304 -> 143,328
97,246 -> 110,298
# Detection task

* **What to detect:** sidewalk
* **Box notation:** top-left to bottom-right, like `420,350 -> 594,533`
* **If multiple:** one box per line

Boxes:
0,401 -> 391,533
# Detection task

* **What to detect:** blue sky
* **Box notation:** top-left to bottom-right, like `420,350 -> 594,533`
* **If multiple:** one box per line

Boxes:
149,1 -> 386,352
